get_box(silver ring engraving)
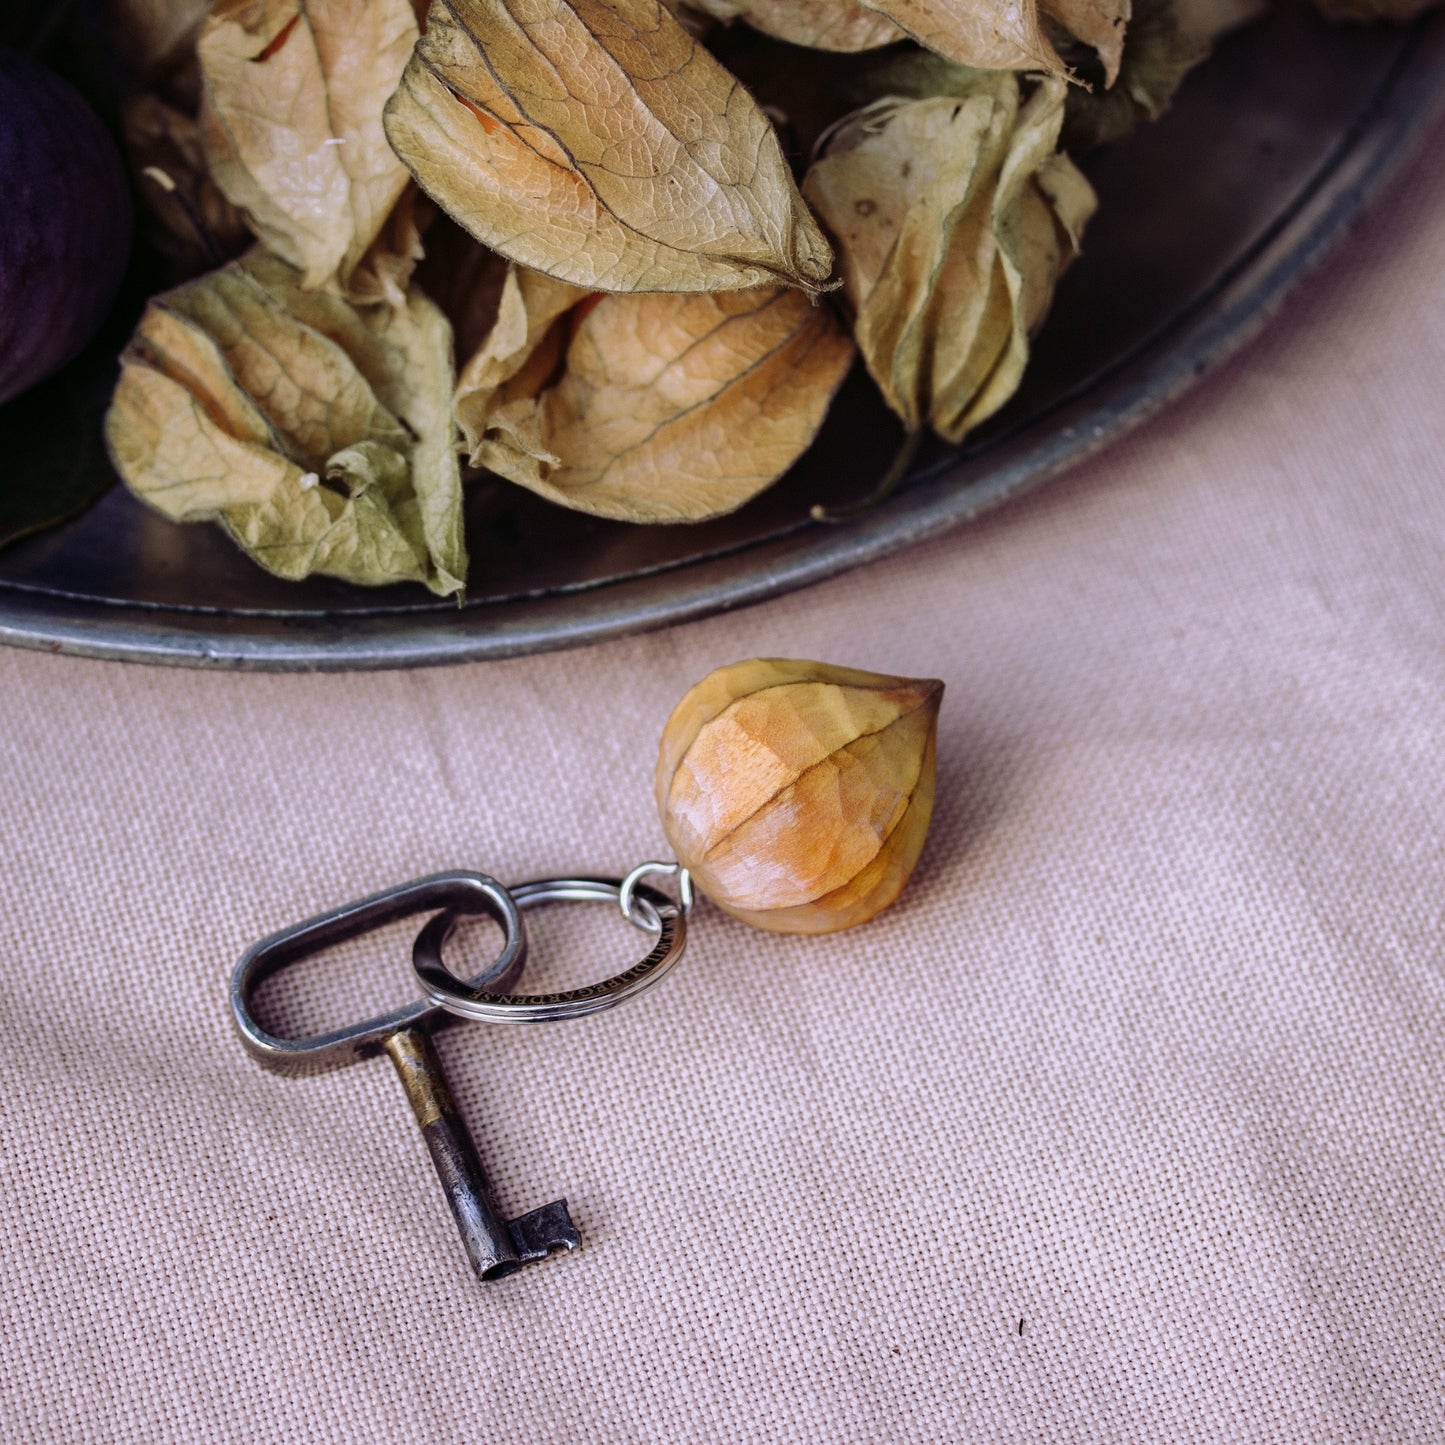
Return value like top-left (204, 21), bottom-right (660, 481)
top-left (413, 876), bottom-right (688, 1024)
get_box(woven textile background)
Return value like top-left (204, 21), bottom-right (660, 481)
top-left (2, 119), bottom-right (1443, 1445)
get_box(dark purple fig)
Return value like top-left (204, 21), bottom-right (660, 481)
top-left (0, 47), bottom-right (133, 407)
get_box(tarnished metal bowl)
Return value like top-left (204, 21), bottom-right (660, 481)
top-left (1, 11), bottom-right (1442, 671)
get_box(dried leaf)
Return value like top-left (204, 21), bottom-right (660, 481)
top-left (686, 0), bottom-right (906, 50)
top-left (859, 0), bottom-right (1067, 73)
top-left (382, 0), bottom-right (834, 294)
top-left (122, 92), bottom-right (252, 278)
top-left (804, 75), bottom-right (1095, 444)
top-left (198, 0), bottom-right (418, 290)
top-left (1042, 0), bottom-right (1131, 85)
top-left (105, 251), bottom-right (467, 595)
top-left (467, 280), bottom-right (854, 522)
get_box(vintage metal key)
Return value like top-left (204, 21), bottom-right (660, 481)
top-left (230, 871), bottom-right (580, 1282)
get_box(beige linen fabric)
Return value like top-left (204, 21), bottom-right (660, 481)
top-left (3, 130), bottom-right (1445, 1444)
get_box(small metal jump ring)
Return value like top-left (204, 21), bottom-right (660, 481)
top-left (413, 876), bottom-right (688, 1024)
top-left (618, 861), bottom-right (694, 930)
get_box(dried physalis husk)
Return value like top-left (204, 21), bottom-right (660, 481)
top-left (657, 659), bottom-right (944, 934)
top-left (382, 0), bottom-right (834, 295)
top-left (859, 0), bottom-right (1067, 73)
top-left (685, 0), bottom-right (907, 49)
top-left (104, 249), bottom-right (466, 595)
top-left (462, 272), bottom-right (855, 523)
top-left (198, 0), bottom-right (419, 291)
top-left (454, 260), bottom-right (592, 466)
top-left (344, 186), bottom-right (428, 313)
top-left (1043, 0), bottom-right (1132, 85)
top-left (803, 74), bottom-right (1096, 444)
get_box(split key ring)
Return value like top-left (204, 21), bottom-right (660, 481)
top-left (412, 873), bottom-right (691, 1024)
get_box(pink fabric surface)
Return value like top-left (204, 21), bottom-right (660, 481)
top-left (4, 119), bottom-right (1445, 1445)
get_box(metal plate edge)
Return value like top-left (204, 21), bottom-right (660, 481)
top-left (2, 23), bottom-right (1443, 673)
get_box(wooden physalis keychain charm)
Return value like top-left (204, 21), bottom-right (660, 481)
top-left (655, 659), bottom-right (944, 934)
top-left (231, 660), bottom-right (942, 1283)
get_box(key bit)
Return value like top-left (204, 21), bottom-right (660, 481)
top-left (230, 871), bottom-right (579, 1284)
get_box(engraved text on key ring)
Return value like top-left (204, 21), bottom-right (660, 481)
top-left (413, 877), bottom-right (688, 1024)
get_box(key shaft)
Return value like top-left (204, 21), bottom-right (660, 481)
top-left (383, 1026), bottom-right (578, 1281)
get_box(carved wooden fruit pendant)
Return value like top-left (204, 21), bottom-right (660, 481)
top-left (656, 658), bottom-right (944, 934)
